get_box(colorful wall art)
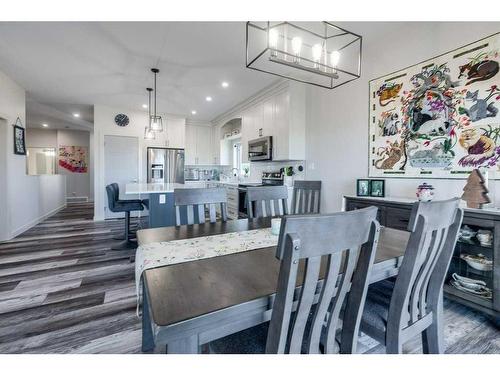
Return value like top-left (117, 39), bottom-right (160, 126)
top-left (58, 146), bottom-right (88, 173)
top-left (369, 33), bottom-right (500, 179)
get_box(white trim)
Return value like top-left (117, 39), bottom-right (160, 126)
top-left (66, 196), bottom-right (89, 203)
top-left (211, 79), bottom-right (288, 125)
top-left (9, 203), bottom-right (67, 239)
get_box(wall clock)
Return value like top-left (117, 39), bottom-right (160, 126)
top-left (114, 113), bottom-right (130, 127)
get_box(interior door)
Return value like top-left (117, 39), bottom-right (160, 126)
top-left (104, 135), bottom-right (140, 219)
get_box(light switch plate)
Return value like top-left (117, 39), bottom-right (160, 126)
top-left (159, 194), bottom-right (166, 204)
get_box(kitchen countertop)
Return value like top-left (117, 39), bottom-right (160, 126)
top-left (125, 183), bottom-right (203, 194)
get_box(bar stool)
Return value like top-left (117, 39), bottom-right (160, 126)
top-left (106, 183), bottom-right (144, 250)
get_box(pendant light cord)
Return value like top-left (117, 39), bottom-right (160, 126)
top-left (153, 71), bottom-right (157, 119)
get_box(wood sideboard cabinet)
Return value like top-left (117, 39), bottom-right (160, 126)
top-left (344, 196), bottom-right (500, 320)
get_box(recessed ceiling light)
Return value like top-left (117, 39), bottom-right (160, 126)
top-left (73, 113), bottom-right (80, 118)
top-left (205, 96), bottom-right (212, 102)
top-left (191, 110), bottom-right (197, 115)
top-left (221, 81), bottom-right (229, 88)
top-left (42, 123), bottom-right (48, 127)
top-left (142, 104), bottom-right (148, 109)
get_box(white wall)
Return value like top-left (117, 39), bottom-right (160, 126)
top-left (0, 69), bottom-right (66, 241)
top-left (26, 128), bottom-right (57, 148)
top-left (93, 105), bottom-right (185, 220)
top-left (304, 23), bottom-right (500, 213)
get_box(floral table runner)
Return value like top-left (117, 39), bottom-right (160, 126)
top-left (135, 228), bottom-right (278, 313)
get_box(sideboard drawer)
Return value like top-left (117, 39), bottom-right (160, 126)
top-left (345, 200), bottom-right (385, 225)
top-left (385, 207), bottom-right (411, 231)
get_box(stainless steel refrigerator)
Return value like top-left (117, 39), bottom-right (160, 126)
top-left (147, 147), bottom-right (185, 184)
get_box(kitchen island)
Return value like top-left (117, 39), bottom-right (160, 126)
top-left (125, 182), bottom-right (207, 228)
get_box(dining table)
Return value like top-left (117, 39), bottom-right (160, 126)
top-left (136, 217), bottom-right (409, 354)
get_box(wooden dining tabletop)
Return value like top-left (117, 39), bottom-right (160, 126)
top-left (137, 217), bottom-right (409, 353)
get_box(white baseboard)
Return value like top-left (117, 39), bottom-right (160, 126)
top-left (9, 203), bottom-right (67, 239)
top-left (66, 196), bottom-right (89, 203)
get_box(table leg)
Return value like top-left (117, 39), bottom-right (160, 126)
top-left (142, 284), bottom-right (155, 353)
top-left (167, 335), bottom-right (200, 354)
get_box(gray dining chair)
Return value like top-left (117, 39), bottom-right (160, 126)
top-left (360, 198), bottom-right (463, 354)
top-left (246, 185), bottom-right (288, 219)
top-left (174, 187), bottom-right (228, 226)
top-left (210, 207), bottom-right (381, 354)
top-left (291, 180), bottom-right (322, 214)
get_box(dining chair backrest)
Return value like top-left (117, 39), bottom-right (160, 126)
top-left (266, 207), bottom-right (380, 354)
top-left (246, 185), bottom-right (288, 219)
top-left (291, 180), bottom-right (322, 214)
top-left (387, 198), bottom-right (463, 346)
top-left (174, 187), bottom-right (228, 226)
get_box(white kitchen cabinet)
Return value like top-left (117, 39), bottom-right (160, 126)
top-left (210, 126), bottom-right (220, 165)
top-left (239, 83), bottom-right (305, 162)
top-left (165, 118), bottom-right (186, 149)
top-left (185, 124), bottom-right (197, 165)
top-left (196, 126), bottom-right (212, 164)
top-left (271, 90), bottom-right (290, 161)
top-left (241, 105), bottom-right (263, 163)
top-left (185, 124), bottom-right (213, 165)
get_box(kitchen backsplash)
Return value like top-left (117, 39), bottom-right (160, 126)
top-left (186, 161), bottom-right (306, 182)
top-left (240, 161), bottom-right (306, 183)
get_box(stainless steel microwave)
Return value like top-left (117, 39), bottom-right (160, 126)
top-left (248, 136), bottom-right (272, 161)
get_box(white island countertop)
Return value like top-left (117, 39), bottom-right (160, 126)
top-left (125, 182), bottom-right (204, 194)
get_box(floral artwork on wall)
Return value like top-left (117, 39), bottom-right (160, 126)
top-left (58, 146), bottom-right (88, 173)
top-left (369, 33), bottom-right (500, 179)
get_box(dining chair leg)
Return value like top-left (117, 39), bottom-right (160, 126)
top-left (386, 332), bottom-right (403, 354)
top-left (422, 298), bottom-right (444, 354)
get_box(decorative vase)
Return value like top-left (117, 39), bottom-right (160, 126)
top-left (284, 175), bottom-right (294, 187)
top-left (416, 183), bottom-right (434, 201)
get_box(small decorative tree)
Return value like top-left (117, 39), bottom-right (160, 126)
top-left (461, 169), bottom-right (491, 209)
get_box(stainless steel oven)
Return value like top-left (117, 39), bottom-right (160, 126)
top-left (248, 136), bottom-right (272, 161)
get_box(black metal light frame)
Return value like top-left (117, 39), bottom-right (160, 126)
top-left (246, 21), bottom-right (362, 90)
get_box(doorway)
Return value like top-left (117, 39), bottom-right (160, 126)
top-left (104, 135), bottom-right (140, 219)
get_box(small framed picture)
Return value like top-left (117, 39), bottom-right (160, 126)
top-left (13, 125), bottom-right (26, 155)
top-left (356, 179), bottom-right (370, 196)
top-left (370, 179), bottom-right (385, 197)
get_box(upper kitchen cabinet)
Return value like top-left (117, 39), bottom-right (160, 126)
top-left (240, 82), bottom-right (306, 162)
top-left (185, 123), bottom-right (213, 165)
top-left (164, 117), bottom-right (186, 149)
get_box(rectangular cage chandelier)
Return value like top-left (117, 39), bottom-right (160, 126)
top-left (246, 21), bottom-right (362, 89)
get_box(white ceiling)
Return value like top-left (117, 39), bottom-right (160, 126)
top-left (0, 22), bottom-right (282, 125)
top-left (0, 22), bottom-right (406, 128)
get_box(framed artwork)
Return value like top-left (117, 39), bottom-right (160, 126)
top-left (357, 179), bottom-right (370, 196)
top-left (13, 125), bottom-right (26, 155)
top-left (58, 146), bottom-right (88, 173)
top-left (370, 180), bottom-right (385, 197)
top-left (369, 33), bottom-right (500, 179)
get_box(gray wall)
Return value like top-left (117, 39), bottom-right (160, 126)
top-left (304, 22), bottom-right (500, 212)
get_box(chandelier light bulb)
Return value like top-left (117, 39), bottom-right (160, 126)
top-left (269, 29), bottom-right (279, 49)
top-left (330, 50), bottom-right (340, 67)
top-left (312, 43), bottom-right (322, 68)
top-left (291, 37), bottom-right (302, 55)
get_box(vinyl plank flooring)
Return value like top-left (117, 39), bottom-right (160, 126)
top-left (0, 202), bottom-right (497, 354)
